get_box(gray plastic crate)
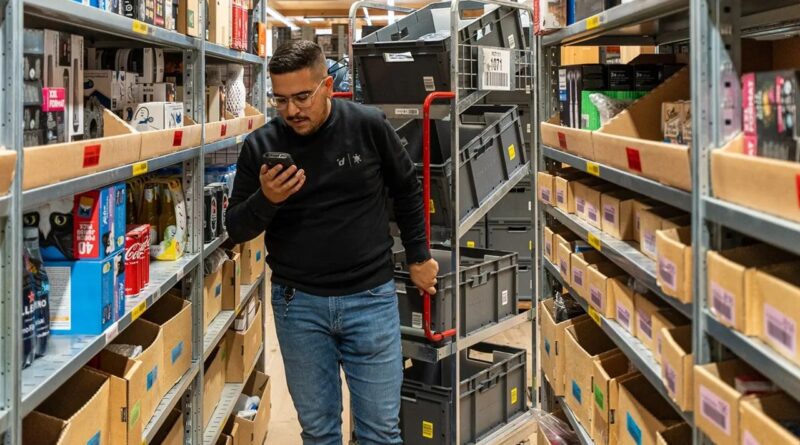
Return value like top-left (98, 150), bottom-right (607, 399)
top-left (462, 221), bottom-right (486, 249)
top-left (354, 2), bottom-right (525, 104)
top-left (400, 343), bottom-right (528, 445)
top-left (393, 245), bottom-right (518, 338)
top-left (487, 223), bottom-right (532, 261)
top-left (518, 260), bottom-right (532, 301)
top-left (487, 183), bottom-right (531, 223)
top-left (395, 104), bottom-right (527, 228)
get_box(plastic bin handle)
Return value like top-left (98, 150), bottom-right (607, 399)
top-left (469, 271), bottom-right (489, 288)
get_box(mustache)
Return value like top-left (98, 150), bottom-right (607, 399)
top-left (287, 114), bottom-right (308, 122)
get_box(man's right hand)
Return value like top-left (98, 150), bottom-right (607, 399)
top-left (260, 164), bottom-right (306, 204)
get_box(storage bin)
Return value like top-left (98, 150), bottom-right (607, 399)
top-left (487, 182), bottom-right (531, 222)
top-left (487, 223), bottom-right (531, 261)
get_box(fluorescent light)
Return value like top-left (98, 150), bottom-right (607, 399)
top-left (266, 6), bottom-right (299, 30)
top-left (388, 0), bottom-right (395, 24)
top-left (362, 7), bottom-right (373, 26)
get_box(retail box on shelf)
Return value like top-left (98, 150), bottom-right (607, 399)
top-left (586, 263), bottom-right (626, 318)
top-left (583, 183), bottom-right (619, 229)
top-left (569, 250), bottom-right (606, 301)
top-left (740, 392), bottom-right (800, 445)
top-left (695, 358), bottom-right (769, 445)
top-left (600, 190), bottom-right (639, 240)
top-left (0, 149), bottom-right (16, 196)
top-left (634, 292), bottom-right (669, 354)
top-left (538, 171), bottom-right (555, 205)
top-left (204, 261), bottom-right (224, 331)
top-left (22, 367), bottom-right (122, 445)
top-left (543, 224), bottom-right (571, 264)
top-left (222, 249), bottom-right (242, 311)
top-left (139, 115), bottom-right (201, 160)
top-left (614, 279), bottom-right (637, 334)
top-left (592, 68), bottom-right (691, 191)
top-left (554, 169), bottom-right (588, 214)
top-left (660, 325), bottom-right (693, 412)
top-left (592, 352), bottom-right (636, 445)
top-left (23, 108), bottom-right (141, 190)
top-left (632, 198), bottom-right (657, 244)
top-left (240, 232), bottom-right (265, 285)
top-left (534, 0), bottom-right (567, 33)
top-left (652, 309), bottom-right (689, 364)
top-left (656, 423), bottom-right (692, 445)
top-left (749, 263), bottom-right (800, 367)
top-left (618, 373), bottom-right (684, 445)
top-left (178, 0), bottom-right (200, 37)
top-left (231, 371), bottom-right (271, 445)
top-left (541, 115), bottom-right (595, 159)
top-left (208, 0), bottom-right (231, 46)
top-left (564, 318), bottom-right (618, 429)
top-left (639, 206), bottom-right (690, 260)
top-left (140, 294), bottom-right (192, 390)
top-left (656, 227), bottom-right (693, 304)
top-left (539, 298), bottom-right (590, 396)
top-left (203, 345), bottom-right (226, 429)
top-left (572, 177), bottom-right (604, 221)
top-left (707, 244), bottom-right (795, 334)
top-left (225, 300), bottom-right (263, 383)
top-left (555, 232), bottom-right (585, 282)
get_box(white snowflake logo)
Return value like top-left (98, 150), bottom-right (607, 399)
top-left (353, 154), bottom-right (362, 164)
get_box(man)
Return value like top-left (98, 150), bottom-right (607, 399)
top-left (226, 40), bottom-right (439, 445)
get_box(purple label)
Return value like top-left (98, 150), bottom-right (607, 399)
top-left (659, 257), bottom-right (678, 291)
top-left (541, 188), bottom-right (552, 203)
top-left (638, 310), bottom-right (653, 339)
top-left (644, 232), bottom-right (656, 256)
top-left (764, 304), bottom-right (797, 356)
top-left (573, 268), bottom-right (584, 287)
top-left (587, 204), bottom-right (598, 222)
top-left (711, 282), bottom-right (735, 324)
top-left (590, 286), bottom-right (602, 308)
top-left (576, 197), bottom-right (585, 213)
top-left (617, 305), bottom-right (631, 331)
top-left (665, 362), bottom-right (677, 396)
top-left (557, 190), bottom-right (565, 204)
top-left (700, 386), bottom-right (731, 435)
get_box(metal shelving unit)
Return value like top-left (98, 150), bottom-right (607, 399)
top-left (557, 397), bottom-right (593, 445)
top-left (0, 0), bottom-right (269, 442)
top-left (203, 273), bottom-right (265, 359)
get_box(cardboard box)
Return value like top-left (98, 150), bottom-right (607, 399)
top-left (601, 190), bottom-right (639, 240)
top-left (656, 423), bottom-right (692, 445)
top-left (178, 0), bottom-right (200, 36)
top-left (569, 250), bottom-right (607, 300)
top-left (661, 101), bottom-right (687, 145)
top-left (544, 224), bottom-right (571, 264)
top-left (204, 345), bottom-right (226, 429)
top-left (615, 280), bottom-right (637, 335)
top-left (750, 264), bottom-right (800, 366)
top-left (225, 300), bottom-right (263, 383)
top-left (540, 115), bottom-right (595, 160)
top-left (539, 298), bottom-right (590, 396)
top-left (695, 358), bottom-right (762, 445)
top-left (632, 198), bottom-right (657, 244)
top-left (141, 294), bottom-right (192, 390)
top-left (652, 309), bottom-right (689, 364)
top-left (707, 244), bottom-right (795, 333)
top-left (240, 232), bottom-right (265, 285)
top-left (740, 393), bottom-right (800, 445)
top-left (593, 68), bottom-right (691, 191)
top-left (537, 171), bottom-right (555, 206)
top-left (660, 325), bottom-right (693, 412)
top-left (0, 149), bottom-right (16, 196)
top-left (583, 184), bottom-right (619, 229)
top-left (74, 183), bottom-right (127, 260)
top-left (130, 102), bottom-right (184, 132)
top-left (139, 116), bottom-right (202, 160)
top-left (232, 371), bottom-right (271, 445)
top-left (555, 171), bottom-right (587, 214)
top-left (534, 0), bottom-right (566, 33)
top-left (555, 236), bottom-right (574, 282)
top-left (617, 373), bottom-right (684, 445)
top-left (208, 0), bottom-right (231, 46)
top-left (229, 104), bottom-right (267, 135)
top-left (656, 227), bottom-right (693, 304)
top-left (572, 178), bottom-right (604, 222)
top-left (564, 319), bottom-right (618, 429)
top-left (639, 206), bottom-right (688, 260)
top-left (591, 352), bottom-right (635, 445)
top-left (204, 265), bottom-right (224, 331)
top-left (634, 292), bottom-right (669, 353)
top-left (152, 410), bottom-right (184, 445)
top-left (587, 262), bottom-right (626, 318)
top-left (222, 249), bottom-right (242, 311)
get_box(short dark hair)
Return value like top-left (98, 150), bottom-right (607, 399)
top-left (268, 40), bottom-right (326, 75)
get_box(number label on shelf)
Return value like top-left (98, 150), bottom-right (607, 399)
top-left (131, 301), bottom-right (147, 321)
top-left (588, 306), bottom-right (602, 326)
top-left (588, 233), bottom-right (601, 251)
top-left (132, 20), bottom-right (150, 35)
top-left (132, 162), bottom-right (149, 177)
top-left (586, 162), bottom-right (600, 176)
top-left (105, 322), bottom-right (119, 343)
top-left (586, 15), bottom-right (602, 30)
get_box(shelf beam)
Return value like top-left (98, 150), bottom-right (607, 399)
top-left (704, 197), bottom-right (800, 256)
top-left (557, 397), bottom-right (593, 445)
top-left (141, 363), bottom-right (200, 443)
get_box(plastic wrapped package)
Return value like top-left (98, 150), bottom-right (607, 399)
top-left (589, 92), bottom-right (637, 126)
top-left (204, 248), bottom-right (228, 275)
top-left (532, 408), bottom-right (581, 444)
top-left (553, 288), bottom-right (583, 323)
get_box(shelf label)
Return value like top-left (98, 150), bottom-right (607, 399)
top-left (132, 20), bottom-right (150, 35)
top-left (588, 306), bottom-right (602, 326)
top-left (588, 233), bottom-right (601, 251)
top-left (132, 162), bottom-right (149, 177)
top-left (586, 15), bottom-right (602, 30)
top-left (586, 161), bottom-right (600, 176)
top-left (131, 301), bottom-right (147, 321)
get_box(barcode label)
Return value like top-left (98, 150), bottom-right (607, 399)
top-left (638, 310), bottom-right (653, 339)
top-left (700, 386), bottom-right (731, 435)
top-left (411, 312), bottom-right (423, 329)
top-left (423, 76), bottom-right (436, 92)
top-left (576, 197), bottom-right (585, 213)
top-left (644, 232), bottom-right (656, 256)
top-left (587, 204), bottom-right (598, 222)
top-left (665, 362), bottom-right (677, 396)
top-left (617, 304), bottom-right (632, 331)
top-left (764, 304), bottom-right (797, 356)
top-left (557, 190), bottom-right (565, 204)
top-left (590, 286), bottom-right (602, 308)
top-left (743, 431), bottom-right (761, 445)
top-left (479, 47), bottom-right (512, 91)
top-left (659, 257), bottom-right (678, 291)
top-left (711, 282), bottom-right (735, 324)
top-left (501, 290), bottom-right (509, 306)
top-left (573, 268), bottom-right (583, 287)
top-left (484, 72), bottom-right (510, 88)
top-left (603, 204), bottom-right (616, 224)
top-left (541, 188), bottom-right (551, 202)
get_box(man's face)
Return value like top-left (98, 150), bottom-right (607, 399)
top-left (271, 67), bottom-right (333, 136)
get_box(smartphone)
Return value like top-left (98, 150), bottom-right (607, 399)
top-left (263, 152), bottom-right (295, 170)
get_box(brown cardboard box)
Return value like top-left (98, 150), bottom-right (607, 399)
top-left (225, 300), bottom-right (263, 383)
top-left (601, 190), bottom-right (639, 240)
top-left (0, 149), bottom-right (16, 196)
top-left (707, 244), bottom-right (794, 333)
top-left (141, 294), bottom-right (192, 391)
top-left (539, 298), bottom-right (590, 396)
top-left (209, 0), bottom-right (231, 46)
top-left (229, 104), bottom-right (267, 135)
top-left (587, 263), bottom-right (626, 318)
top-left (695, 359), bottom-right (761, 445)
top-left (22, 368), bottom-right (115, 445)
top-left (218, 434), bottom-right (233, 445)
top-left (554, 169), bottom-right (587, 213)
top-left (204, 266), bottom-right (224, 330)
top-left (591, 352), bottom-right (635, 445)
top-left (660, 325), bottom-right (693, 412)
top-left (584, 184), bottom-right (619, 229)
top-left (24, 109), bottom-right (141, 190)
top-left (222, 249), bottom-right (242, 311)
top-left (89, 360), bottom-right (143, 445)
top-left (538, 171), bottom-right (556, 206)
top-left (205, 113), bottom-right (237, 143)
top-left (632, 198), bottom-right (657, 244)
top-left (564, 319), bottom-right (618, 430)
top-left (617, 373), bottom-right (684, 445)
top-left (656, 423), bottom-right (692, 445)
top-left (749, 263), bottom-right (800, 366)
top-left (634, 293), bottom-right (669, 353)
top-left (614, 280), bottom-right (637, 334)
top-left (544, 224), bottom-right (572, 264)
top-left (572, 178), bottom-right (605, 222)
top-left (656, 227), bottom-right (693, 303)
top-left (139, 117), bottom-right (202, 160)
top-left (223, 420), bottom-right (239, 444)
top-left (540, 114), bottom-right (596, 159)
top-left (570, 250), bottom-right (607, 301)
top-left (178, 0), bottom-right (201, 37)
top-left (593, 68), bottom-right (691, 192)
top-left (639, 206), bottom-right (688, 260)
top-left (152, 410), bottom-right (184, 445)
top-left (241, 232), bottom-right (266, 285)
top-left (232, 371), bottom-right (272, 445)
top-left (554, 232), bottom-right (580, 282)
top-left (740, 393), bottom-right (800, 445)
top-left (652, 309), bottom-right (689, 364)
top-left (204, 345), bottom-right (226, 429)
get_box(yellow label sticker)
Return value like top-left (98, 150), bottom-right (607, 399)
top-left (467, 241), bottom-right (476, 248)
top-left (132, 161), bottom-right (148, 177)
top-left (586, 15), bottom-right (601, 30)
top-left (508, 144), bottom-right (516, 161)
top-left (132, 20), bottom-right (149, 35)
top-left (511, 387), bottom-right (518, 404)
top-left (588, 306), bottom-right (602, 326)
top-left (429, 199), bottom-right (436, 214)
top-left (529, 240), bottom-right (533, 251)
top-left (588, 233), bottom-right (601, 251)
top-left (586, 161), bottom-right (600, 176)
top-left (131, 301), bottom-right (147, 321)
top-left (422, 421), bottom-right (434, 439)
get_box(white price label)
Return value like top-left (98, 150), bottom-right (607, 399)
top-left (478, 47), bottom-right (512, 91)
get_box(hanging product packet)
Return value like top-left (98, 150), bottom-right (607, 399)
top-left (22, 220), bottom-right (51, 367)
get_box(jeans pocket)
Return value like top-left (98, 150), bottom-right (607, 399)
top-left (271, 284), bottom-right (285, 302)
top-left (367, 280), bottom-right (397, 297)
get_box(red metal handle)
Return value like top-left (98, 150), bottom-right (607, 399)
top-left (422, 92), bottom-right (456, 343)
top-left (332, 92), bottom-right (353, 99)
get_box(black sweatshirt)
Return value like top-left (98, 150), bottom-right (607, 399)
top-left (226, 99), bottom-right (430, 296)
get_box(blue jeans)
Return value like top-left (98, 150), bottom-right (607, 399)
top-left (271, 280), bottom-right (403, 445)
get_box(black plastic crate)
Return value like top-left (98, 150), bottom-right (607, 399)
top-left (395, 104), bottom-right (527, 228)
top-left (354, 2), bottom-right (525, 104)
top-left (487, 222), bottom-right (532, 261)
top-left (487, 182), bottom-right (531, 223)
top-left (462, 220), bottom-right (486, 249)
top-left (393, 245), bottom-right (518, 339)
top-left (401, 343), bottom-right (528, 445)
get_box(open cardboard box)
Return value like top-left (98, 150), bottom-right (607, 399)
top-left (660, 325), bottom-right (693, 412)
top-left (205, 104), bottom-right (266, 144)
top-left (139, 115), bottom-right (202, 160)
top-left (225, 300), bottom-right (263, 383)
top-left (141, 294), bottom-right (192, 391)
top-left (152, 409), bottom-right (184, 445)
top-left (740, 393), bottom-right (800, 445)
top-left (587, 263), bottom-right (627, 318)
top-left (593, 68), bottom-right (692, 192)
top-left (539, 298), bottom-right (590, 397)
top-left (231, 371), bottom-right (271, 445)
top-left (635, 292), bottom-right (669, 354)
top-left (0, 149), bottom-right (16, 196)
top-left (652, 309), bottom-right (689, 365)
top-left (540, 115), bottom-right (595, 159)
top-left (591, 352), bottom-right (636, 445)
top-left (749, 262), bottom-right (800, 367)
top-left (204, 345), bottom-right (227, 429)
top-left (617, 373), bottom-right (684, 445)
top-left (570, 250), bottom-right (607, 301)
top-left (24, 109), bottom-right (142, 190)
top-left (656, 423), bottom-right (692, 445)
top-left (694, 358), bottom-right (761, 445)
top-left (656, 227), bottom-right (693, 304)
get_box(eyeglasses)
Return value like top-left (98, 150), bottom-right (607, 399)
top-left (268, 78), bottom-right (327, 110)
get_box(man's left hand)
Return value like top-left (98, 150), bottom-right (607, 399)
top-left (409, 258), bottom-right (439, 295)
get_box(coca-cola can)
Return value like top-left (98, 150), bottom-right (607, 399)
top-left (125, 224), bottom-right (151, 296)
top-left (141, 224), bottom-right (151, 286)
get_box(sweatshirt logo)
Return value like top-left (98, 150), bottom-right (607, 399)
top-left (337, 153), bottom-right (362, 167)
